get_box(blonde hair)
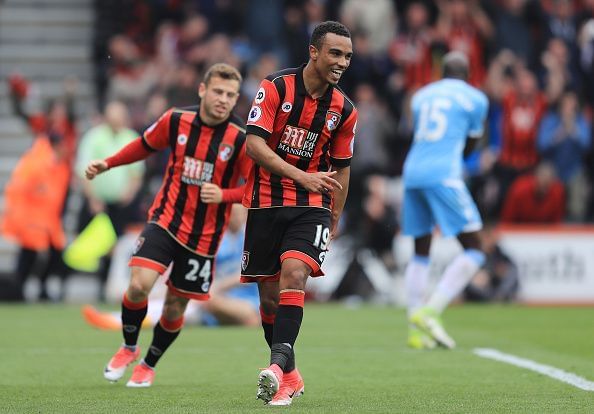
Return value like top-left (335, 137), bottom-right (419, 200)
top-left (203, 63), bottom-right (242, 85)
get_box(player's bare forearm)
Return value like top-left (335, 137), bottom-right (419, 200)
top-left (246, 134), bottom-right (342, 193)
top-left (330, 166), bottom-right (350, 237)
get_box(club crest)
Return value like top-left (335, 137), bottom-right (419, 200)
top-left (133, 237), bottom-right (145, 255)
top-left (218, 143), bottom-right (235, 162)
top-left (241, 251), bottom-right (250, 271)
top-left (325, 111), bottom-right (341, 131)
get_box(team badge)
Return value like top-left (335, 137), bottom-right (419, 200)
top-left (177, 134), bottom-right (188, 145)
top-left (254, 87), bottom-right (265, 104)
top-left (133, 237), bottom-right (145, 255)
top-left (325, 111), bottom-right (341, 131)
top-left (281, 102), bottom-right (292, 112)
top-left (248, 106), bottom-right (262, 122)
top-left (218, 143), bottom-right (235, 162)
top-left (241, 251), bottom-right (250, 271)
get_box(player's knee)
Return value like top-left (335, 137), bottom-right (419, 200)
top-left (162, 300), bottom-right (187, 321)
top-left (126, 281), bottom-right (150, 301)
top-left (281, 268), bottom-right (308, 290)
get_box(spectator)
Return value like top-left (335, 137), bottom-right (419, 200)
top-left (538, 90), bottom-right (591, 220)
top-left (540, 37), bottom-right (578, 103)
top-left (434, 0), bottom-right (494, 86)
top-left (501, 162), bottom-right (565, 223)
top-left (389, 1), bottom-right (433, 91)
top-left (106, 35), bottom-right (160, 129)
top-left (75, 101), bottom-right (144, 301)
top-left (1, 134), bottom-right (71, 301)
top-left (464, 224), bottom-right (519, 302)
top-left (349, 84), bottom-right (393, 175)
top-left (165, 62), bottom-right (200, 107)
top-left (8, 74), bottom-right (78, 166)
top-left (494, 67), bottom-right (548, 213)
top-left (544, 0), bottom-right (578, 48)
top-left (578, 19), bottom-right (594, 107)
top-left (495, 0), bottom-right (536, 65)
top-left (340, 0), bottom-right (397, 54)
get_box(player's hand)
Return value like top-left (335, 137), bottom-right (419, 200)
top-left (297, 171), bottom-right (342, 194)
top-left (200, 182), bottom-right (223, 204)
top-left (85, 160), bottom-right (108, 180)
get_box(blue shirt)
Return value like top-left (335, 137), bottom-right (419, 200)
top-left (403, 79), bottom-right (488, 188)
top-left (537, 112), bottom-right (591, 183)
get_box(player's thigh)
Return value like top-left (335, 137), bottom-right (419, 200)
top-left (401, 188), bottom-right (434, 237)
top-left (426, 181), bottom-right (482, 237)
top-left (280, 207), bottom-right (332, 278)
top-left (169, 246), bottom-right (215, 301)
top-left (240, 208), bottom-right (286, 281)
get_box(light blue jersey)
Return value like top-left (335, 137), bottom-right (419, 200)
top-left (402, 79), bottom-right (487, 238)
top-left (403, 79), bottom-right (488, 188)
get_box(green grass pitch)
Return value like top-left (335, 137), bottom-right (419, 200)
top-left (1, 303), bottom-right (593, 413)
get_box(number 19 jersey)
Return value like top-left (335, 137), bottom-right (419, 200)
top-left (403, 79), bottom-right (488, 188)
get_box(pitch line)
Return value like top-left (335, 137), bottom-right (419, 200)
top-left (473, 348), bottom-right (594, 391)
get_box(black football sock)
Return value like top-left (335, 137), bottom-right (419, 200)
top-left (121, 294), bottom-right (148, 347)
top-left (143, 316), bottom-right (184, 368)
top-left (270, 291), bottom-right (304, 371)
top-left (261, 306), bottom-right (295, 372)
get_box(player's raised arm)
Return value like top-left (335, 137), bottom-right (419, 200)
top-left (83, 136), bottom-right (153, 180)
top-left (84, 108), bottom-right (174, 181)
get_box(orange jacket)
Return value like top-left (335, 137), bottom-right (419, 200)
top-left (1, 137), bottom-right (70, 250)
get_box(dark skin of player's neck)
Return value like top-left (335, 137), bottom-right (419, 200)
top-left (302, 61), bottom-right (330, 100)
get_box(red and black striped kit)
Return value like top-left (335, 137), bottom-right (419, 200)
top-left (143, 106), bottom-right (250, 256)
top-left (243, 65), bottom-right (357, 210)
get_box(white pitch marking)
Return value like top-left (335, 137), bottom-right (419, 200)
top-left (473, 348), bottom-right (594, 392)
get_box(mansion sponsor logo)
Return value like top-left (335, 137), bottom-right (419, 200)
top-left (278, 125), bottom-right (319, 158)
top-left (182, 156), bottom-right (214, 185)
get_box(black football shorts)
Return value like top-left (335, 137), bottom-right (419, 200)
top-left (240, 207), bottom-right (331, 282)
top-left (129, 223), bottom-right (215, 300)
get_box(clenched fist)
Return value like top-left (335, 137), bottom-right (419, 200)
top-left (200, 182), bottom-right (223, 204)
top-left (85, 160), bottom-right (108, 180)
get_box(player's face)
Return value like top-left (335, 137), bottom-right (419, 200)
top-left (311, 33), bottom-right (353, 85)
top-left (199, 76), bottom-right (240, 123)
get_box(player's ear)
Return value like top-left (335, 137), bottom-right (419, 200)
top-left (309, 44), bottom-right (318, 61)
top-left (198, 82), bottom-right (206, 99)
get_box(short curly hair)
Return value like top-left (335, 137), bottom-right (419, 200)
top-left (310, 21), bottom-right (351, 50)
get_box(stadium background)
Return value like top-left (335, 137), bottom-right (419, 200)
top-left (1, 0), bottom-right (594, 304)
top-left (0, 1), bottom-right (593, 413)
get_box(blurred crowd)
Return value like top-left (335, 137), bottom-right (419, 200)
top-left (4, 0), bottom-right (594, 303)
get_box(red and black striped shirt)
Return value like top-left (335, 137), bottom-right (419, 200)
top-left (143, 106), bottom-right (250, 257)
top-left (243, 65), bottom-right (358, 210)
